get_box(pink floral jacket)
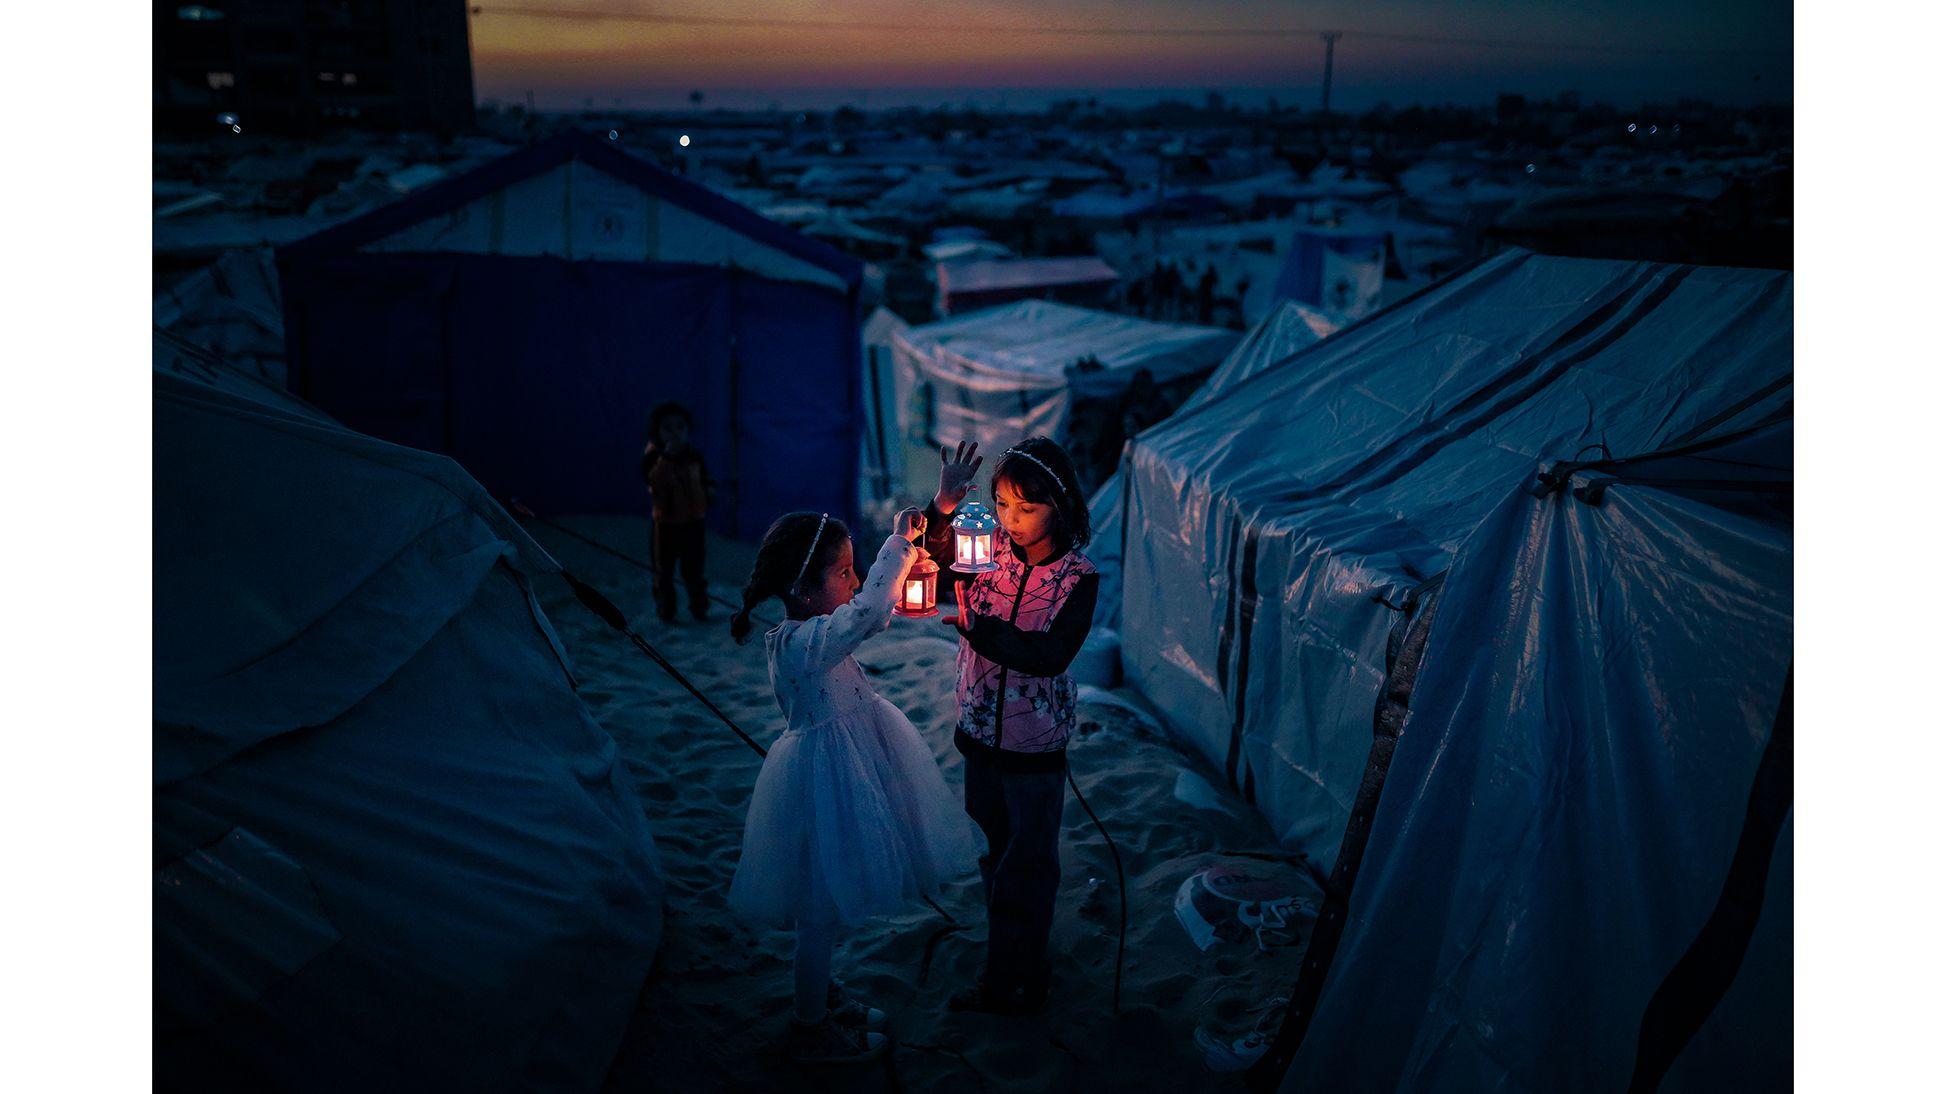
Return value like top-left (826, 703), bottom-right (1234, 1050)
top-left (952, 544), bottom-right (1099, 755)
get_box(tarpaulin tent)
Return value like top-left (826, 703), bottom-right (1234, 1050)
top-left (277, 130), bottom-right (865, 536)
top-left (154, 366), bottom-right (664, 1092)
top-left (1119, 250), bottom-right (1791, 866)
top-left (1272, 223), bottom-right (1391, 320)
top-left (153, 247), bottom-right (288, 384)
top-left (1267, 421), bottom-right (1792, 1092)
top-left (860, 306), bottom-right (909, 507)
top-left (1089, 299), bottom-right (1342, 630)
top-left (890, 299), bottom-right (1237, 469)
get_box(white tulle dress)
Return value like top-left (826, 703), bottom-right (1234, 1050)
top-left (729, 534), bottom-right (976, 929)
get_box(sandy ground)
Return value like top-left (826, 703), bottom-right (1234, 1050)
top-left (521, 516), bottom-right (1319, 1093)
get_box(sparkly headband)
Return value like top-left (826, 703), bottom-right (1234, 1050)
top-left (1004, 447), bottom-right (1069, 499)
top-left (792, 513), bottom-right (830, 592)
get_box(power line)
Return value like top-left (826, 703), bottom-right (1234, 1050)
top-left (466, 6), bottom-right (1789, 58)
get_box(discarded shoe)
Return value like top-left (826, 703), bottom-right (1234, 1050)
top-left (826, 981), bottom-right (886, 1031)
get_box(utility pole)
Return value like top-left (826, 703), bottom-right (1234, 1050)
top-left (1319, 31), bottom-right (1342, 115)
top-left (1319, 31), bottom-right (1343, 159)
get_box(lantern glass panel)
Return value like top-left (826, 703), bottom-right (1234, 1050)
top-left (893, 555), bottom-right (939, 617)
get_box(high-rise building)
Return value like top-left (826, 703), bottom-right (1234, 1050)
top-left (155, 1), bottom-right (474, 136)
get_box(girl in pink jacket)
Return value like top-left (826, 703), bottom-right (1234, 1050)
top-left (923, 437), bottom-right (1099, 1015)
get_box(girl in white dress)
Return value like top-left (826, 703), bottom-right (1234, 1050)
top-left (727, 507), bottom-right (974, 1063)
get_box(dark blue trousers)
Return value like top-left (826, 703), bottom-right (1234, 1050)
top-left (961, 747), bottom-right (1065, 995)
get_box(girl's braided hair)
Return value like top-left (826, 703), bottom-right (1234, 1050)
top-left (729, 511), bottom-right (852, 643)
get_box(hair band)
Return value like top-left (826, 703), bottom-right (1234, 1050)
top-left (1005, 447), bottom-right (1068, 499)
top-left (791, 513), bottom-right (830, 592)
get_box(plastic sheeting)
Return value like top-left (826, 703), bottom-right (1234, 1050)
top-left (155, 370), bottom-right (664, 1092)
top-left (1273, 225), bottom-right (1390, 320)
top-left (860, 306), bottom-right (910, 505)
top-left (1090, 300), bottom-right (1344, 629)
top-left (1119, 251), bottom-right (1792, 865)
top-left (1283, 422), bottom-right (1791, 1092)
top-left (890, 299), bottom-right (1238, 458)
top-left (279, 132), bottom-right (864, 534)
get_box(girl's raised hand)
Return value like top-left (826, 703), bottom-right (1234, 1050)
top-left (936, 441), bottom-right (983, 514)
top-left (895, 506), bottom-right (926, 544)
top-left (941, 579), bottom-right (973, 634)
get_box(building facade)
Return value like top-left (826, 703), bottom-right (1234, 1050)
top-left (156, 1), bottom-right (474, 135)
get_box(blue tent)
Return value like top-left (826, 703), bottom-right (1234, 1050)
top-left (277, 131), bottom-right (865, 535)
top-left (154, 360), bottom-right (664, 1091)
top-left (1272, 421), bottom-right (1791, 1091)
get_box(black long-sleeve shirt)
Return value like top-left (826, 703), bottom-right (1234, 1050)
top-left (923, 498), bottom-right (1097, 677)
top-left (962, 576), bottom-right (1098, 676)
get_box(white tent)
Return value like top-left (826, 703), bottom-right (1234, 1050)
top-left (1089, 299), bottom-right (1343, 632)
top-left (1116, 251), bottom-right (1791, 865)
top-left (860, 306), bottom-right (910, 510)
top-left (889, 299), bottom-right (1238, 462)
top-left (155, 361), bottom-right (664, 1091)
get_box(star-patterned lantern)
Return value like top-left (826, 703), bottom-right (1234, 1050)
top-left (950, 499), bottom-right (999, 573)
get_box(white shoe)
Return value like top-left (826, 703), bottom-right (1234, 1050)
top-left (827, 981), bottom-right (887, 1031)
top-left (787, 1015), bottom-right (888, 1064)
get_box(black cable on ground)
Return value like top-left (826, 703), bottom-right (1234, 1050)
top-left (559, 569), bottom-right (769, 759)
top-left (506, 498), bottom-right (765, 623)
top-left (1065, 766), bottom-right (1127, 1015)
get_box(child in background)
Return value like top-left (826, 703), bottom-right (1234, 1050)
top-left (923, 437), bottom-right (1099, 1016)
top-left (640, 401), bottom-right (713, 622)
top-left (727, 509), bottom-right (976, 1064)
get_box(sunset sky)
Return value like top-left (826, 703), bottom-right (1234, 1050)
top-left (465, 1), bottom-right (1793, 112)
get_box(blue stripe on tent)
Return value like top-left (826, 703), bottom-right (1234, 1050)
top-left (278, 132), bottom-right (862, 290)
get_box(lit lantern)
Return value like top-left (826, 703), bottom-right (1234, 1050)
top-left (894, 554), bottom-right (940, 618)
top-left (950, 499), bottom-right (1000, 573)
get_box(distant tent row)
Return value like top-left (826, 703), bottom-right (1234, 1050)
top-left (155, 347), bottom-right (665, 1091)
top-left (889, 300), bottom-right (1238, 494)
top-left (1087, 250), bottom-right (1790, 1089)
top-left (934, 255), bottom-right (1121, 316)
top-left (277, 131), bottom-right (867, 536)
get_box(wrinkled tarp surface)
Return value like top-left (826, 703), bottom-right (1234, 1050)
top-left (1120, 251), bottom-right (1791, 865)
top-left (1285, 422), bottom-right (1792, 1092)
top-left (154, 369), bottom-right (664, 1093)
top-left (891, 299), bottom-right (1238, 458)
top-left (1090, 299), bottom-right (1343, 629)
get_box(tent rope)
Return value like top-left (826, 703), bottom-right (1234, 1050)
top-left (508, 499), bottom-right (769, 624)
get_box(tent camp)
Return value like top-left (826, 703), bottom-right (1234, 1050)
top-left (1116, 250), bottom-right (1791, 868)
top-left (154, 362), bottom-right (664, 1091)
top-left (1267, 421), bottom-right (1792, 1091)
top-left (934, 256), bottom-right (1121, 316)
top-left (277, 130), bottom-right (866, 536)
top-left (1088, 299), bottom-right (1342, 632)
top-left (890, 300), bottom-right (1238, 491)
